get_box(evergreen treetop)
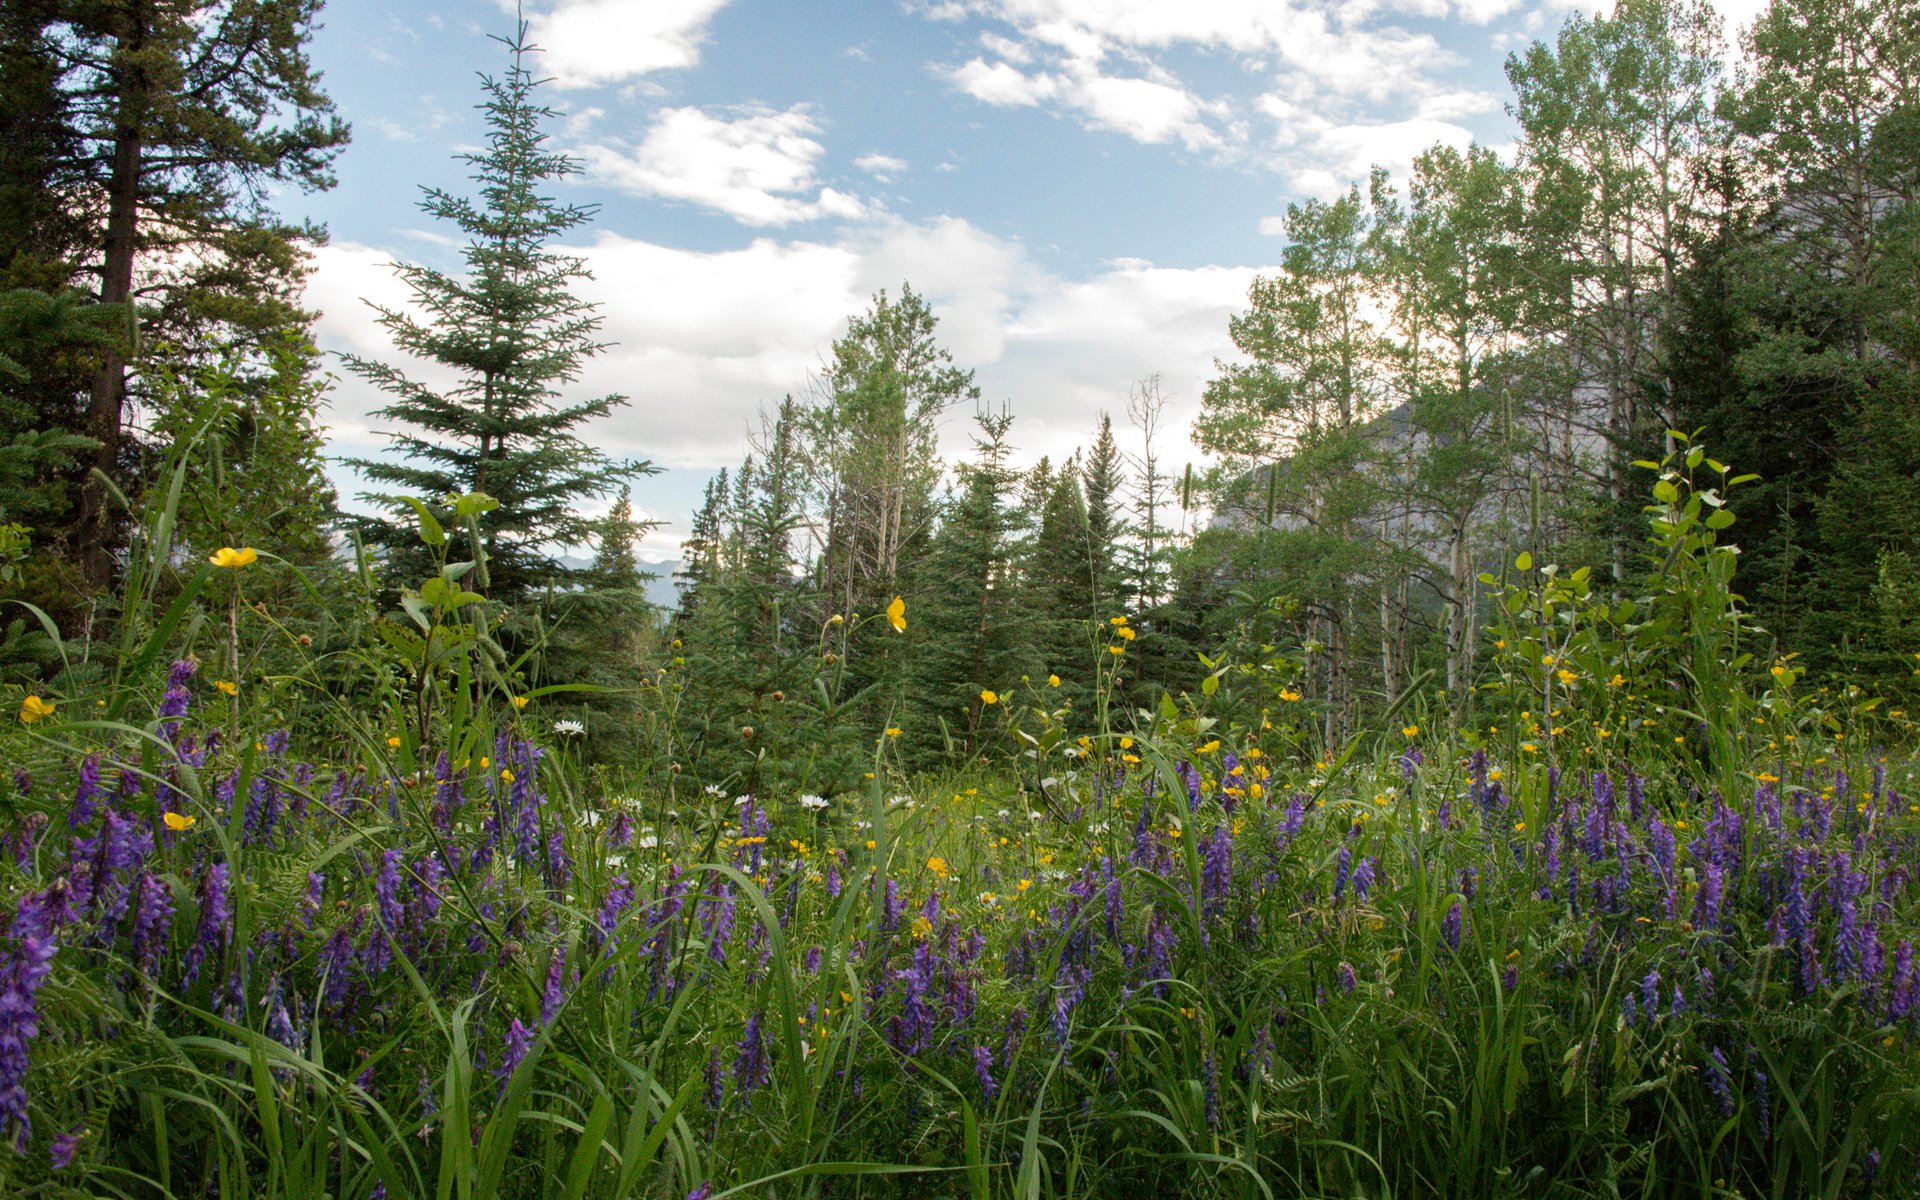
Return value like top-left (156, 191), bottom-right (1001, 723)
top-left (344, 23), bottom-right (649, 601)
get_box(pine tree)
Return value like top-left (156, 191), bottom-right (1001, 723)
top-left (344, 23), bottom-right (648, 602)
top-left (1081, 413), bottom-right (1126, 614)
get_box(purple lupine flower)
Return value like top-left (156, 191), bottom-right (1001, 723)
top-left (1440, 901), bottom-right (1464, 953)
top-left (1200, 824), bottom-right (1232, 911)
top-left (704, 883), bottom-right (737, 964)
top-left (733, 1011), bottom-right (770, 1097)
top-left (881, 878), bottom-right (902, 933)
top-left (1351, 857), bottom-right (1377, 903)
top-left (128, 873), bottom-right (175, 976)
top-left (1398, 745), bottom-right (1422, 782)
top-left (1337, 962), bottom-right (1357, 995)
top-left (1202, 1051), bottom-right (1220, 1131)
top-left (974, 1044), bottom-right (999, 1101)
top-left (498, 1018), bottom-right (533, 1090)
top-left (301, 873), bottom-right (325, 929)
top-left (687, 1185), bottom-right (714, 1200)
top-left (1502, 964), bottom-right (1518, 992)
top-left (8, 812), bottom-right (45, 871)
top-left (375, 850), bottom-right (405, 932)
top-left (1333, 846), bottom-right (1351, 903)
top-left (1621, 993), bottom-right (1638, 1028)
top-left (803, 946), bottom-right (821, 973)
top-left (1671, 984), bottom-right (1685, 1018)
top-left (541, 949), bottom-right (568, 1025)
top-left (1704, 1047), bottom-right (1734, 1117)
top-left (824, 860), bottom-right (842, 900)
top-left (0, 932), bottom-right (58, 1147)
top-left (1279, 793), bottom-right (1307, 846)
top-left (182, 862), bottom-right (233, 985)
top-left (545, 826), bottom-right (571, 893)
top-left (49, 1124), bottom-right (82, 1168)
top-left (1641, 970), bottom-right (1660, 1019)
top-left (70, 755), bottom-right (105, 829)
top-left (1693, 862), bottom-right (1724, 931)
top-left (607, 808), bottom-right (634, 848)
top-left (1887, 941), bottom-right (1915, 1023)
top-left (320, 917), bottom-right (359, 1011)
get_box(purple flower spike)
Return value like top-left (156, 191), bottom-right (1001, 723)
top-left (49, 1123), bottom-right (82, 1169)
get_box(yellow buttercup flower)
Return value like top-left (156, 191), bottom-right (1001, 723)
top-left (386, 736), bottom-right (402, 749)
top-left (213, 680), bottom-right (238, 697)
top-left (926, 855), bottom-right (949, 877)
top-left (18, 695), bottom-right (55, 724)
top-left (512, 695), bottom-right (529, 709)
top-left (208, 546), bottom-right (258, 569)
top-left (1401, 723), bottom-right (1418, 738)
top-left (1556, 668), bottom-right (1578, 686)
top-left (887, 595), bottom-right (907, 633)
top-left (1047, 674), bottom-right (1060, 687)
top-left (979, 689), bottom-right (998, 705)
top-left (1279, 688), bottom-right (1302, 702)
top-left (885, 726), bottom-right (902, 737)
top-left (1116, 625), bottom-right (1136, 641)
top-left (163, 812), bottom-right (196, 832)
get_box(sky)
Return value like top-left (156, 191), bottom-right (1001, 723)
top-left (291, 0), bottom-right (1769, 562)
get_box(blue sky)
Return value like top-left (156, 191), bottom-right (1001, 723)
top-left (294, 0), bottom-right (1763, 560)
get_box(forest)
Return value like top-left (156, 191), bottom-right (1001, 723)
top-left (0, 0), bottom-right (1917, 1195)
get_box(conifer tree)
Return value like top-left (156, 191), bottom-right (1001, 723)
top-left (345, 23), bottom-right (647, 601)
top-left (1081, 413), bottom-right (1126, 615)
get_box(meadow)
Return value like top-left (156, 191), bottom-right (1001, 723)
top-left (0, 442), bottom-right (1915, 1200)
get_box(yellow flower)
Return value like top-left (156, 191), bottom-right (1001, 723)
top-left (980, 689), bottom-right (998, 705)
top-left (926, 855), bottom-right (949, 876)
top-left (208, 546), bottom-right (258, 569)
top-left (1119, 737), bottom-right (1134, 749)
top-left (1556, 668), bottom-right (1578, 686)
top-left (1109, 615), bottom-right (1128, 626)
top-left (1116, 625), bottom-right (1136, 641)
top-left (1401, 723), bottom-right (1418, 738)
top-left (386, 736), bottom-right (402, 749)
top-left (865, 839), bottom-right (877, 851)
top-left (1608, 674), bottom-right (1625, 687)
top-left (1048, 674), bottom-right (1061, 687)
top-left (887, 595), bottom-right (907, 633)
top-left (885, 726), bottom-right (902, 738)
top-left (500, 769), bottom-right (514, 784)
top-left (1279, 688), bottom-right (1302, 702)
top-left (163, 811), bottom-right (196, 832)
top-left (910, 915), bottom-right (933, 938)
top-left (512, 695), bottom-right (529, 709)
top-left (213, 680), bottom-right (238, 697)
top-left (18, 695), bottom-right (55, 724)
top-left (1108, 645), bottom-right (1124, 655)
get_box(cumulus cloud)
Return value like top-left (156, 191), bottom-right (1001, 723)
top-left (853, 152), bottom-right (908, 181)
top-left (305, 219), bottom-right (1279, 538)
top-left (926, 0), bottom-right (1499, 166)
top-left (578, 104), bottom-right (867, 226)
top-left (526, 0), bottom-right (732, 88)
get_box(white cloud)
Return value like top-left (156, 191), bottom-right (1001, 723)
top-left (579, 104), bottom-right (867, 226)
top-left (853, 152), bottom-right (908, 181)
top-left (947, 57), bottom-right (1059, 106)
top-left (306, 220), bottom-right (1280, 539)
top-left (526, 0), bottom-right (732, 87)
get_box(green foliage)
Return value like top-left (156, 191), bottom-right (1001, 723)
top-left (343, 24), bottom-right (648, 603)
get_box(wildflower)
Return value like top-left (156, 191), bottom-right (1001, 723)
top-left (980, 689), bottom-right (998, 705)
top-left (887, 595), bottom-right (907, 633)
top-left (1048, 674), bottom-right (1060, 687)
top-left (1704, 1047), bottom-right (1734, 1117)
top-left (1441, 901), bottom-right (1465, 953)
top-left (49, 1124), bottom-right (82, 1169)
top-left (213, 680), bottom-right (237, 697)
top-left (926, 855), bottom-right (949, 877)
top-left (551, 719), bottom-right (585, 737)
top-left (512, 695), bottom-right (529, 709)
top-left (1279, 688), bottom-right (1301, 702)
top-left (973, 1044), bottom-right (999, 1100)
top-left (799, 793), bottom-right (829, 810)
top-left (884, 727), bottom-right (902, 738)
top-left (208, 546), bottom-right (258, 568)
top-left (1401, 723), bottom-right (1418, 738)
top-left (733, 1011), bottom-right (771, 1096)
top-left (0, 930), bottom-right (57, 1147)
top-left (498, 1018), bottom-right (533, 1091)
top-left (17, 696), bottom-right (54, 725)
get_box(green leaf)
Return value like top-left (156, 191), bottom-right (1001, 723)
top-left (401, 497), bottom-right (445, 546)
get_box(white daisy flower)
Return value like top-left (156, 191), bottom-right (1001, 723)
top-left (799, 794), bottom-right (829, 810)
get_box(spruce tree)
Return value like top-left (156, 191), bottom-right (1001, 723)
top-left (345, 24), bottom-right (647, 601)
